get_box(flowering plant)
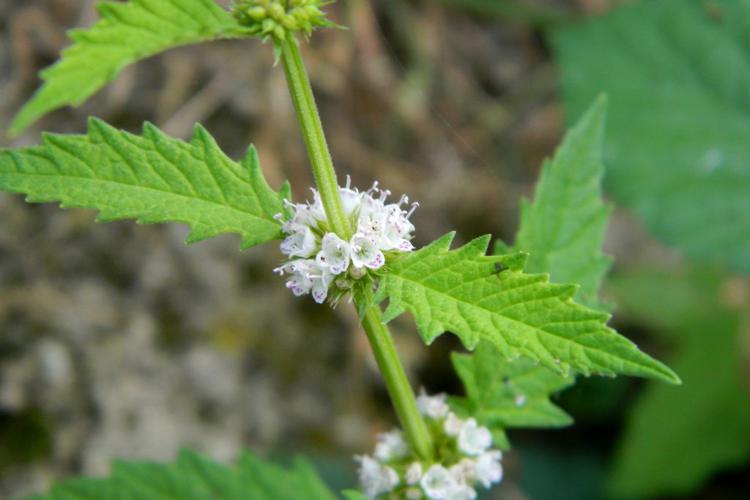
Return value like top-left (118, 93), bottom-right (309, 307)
top-left (0, 0), bottom-right (680, 498)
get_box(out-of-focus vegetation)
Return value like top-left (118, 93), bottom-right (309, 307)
top-left (0, 0), bottom-right (748, 498)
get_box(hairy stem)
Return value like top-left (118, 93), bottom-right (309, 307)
top-left (279, 35), bottom-right (433, 460)
top-left (279, 35), bottom-right (351, 239)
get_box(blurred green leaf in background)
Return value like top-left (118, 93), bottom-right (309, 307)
top-left (554, 0), bottom-right (750, 273)
top-left (29, 449), bottom-right (336, 500)
top-left (607, 268), bottom-right (750, 498)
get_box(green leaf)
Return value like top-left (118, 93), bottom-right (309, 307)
top-left (374, 232), bottom-right (679, 384)
top-left (10, 0), bottom-right (246, 135)
top-left (27, 449), bottom-right (336, 499)
top-left (0, 119), bottom-right (286, 248)
top-left (513, 95), bottom-right (612, 309)
top-left (606, 268), bottom-right (750, 498)
top-left (449, 341), bottom-right (574, 450)
top-left (447, 97), bottom-right (616, 445)
top-left (553, 0), bottom-right (750, 273)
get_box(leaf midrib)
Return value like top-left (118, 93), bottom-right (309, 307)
top-left (0, 170), bottom-right (279, 227)
top-left (388, 265), bottom-right (661, 375)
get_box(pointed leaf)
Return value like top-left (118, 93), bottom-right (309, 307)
top-left (10, 0), bottom-right (246, 135)
top-left (375, 233), bottom-right (679, 383)
top-left (0, 119), bottom-right (285, 248)
top-left (513, 96), bottom-right (612, 309)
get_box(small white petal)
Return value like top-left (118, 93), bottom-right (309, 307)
top-left (317, 233), bottom-right (351, 275)
top-left (374, 429), bottom-right (409, 462)
top-left (405, 462), bottom-right (423, 485)
top-left (444, 483), bottom-right (477, 500)
top-left (458, 419), bottom-right (492, 456)
top-left (280, 226), bottom-right (317, 258)
top-left (474, 450), bottom-right (503, 488)
top-left (421, 465), bottom-right (457, 499)
top-left (443, 413), bottom-right (465, 437)
top-left (416, 390), bottom-right (450, 419)
top-left (350, 233), bottom-right (385, 270)
top-left (449, 458), bottom-right (476, 485)
top-left (356, 455), bottom-right (400, 497)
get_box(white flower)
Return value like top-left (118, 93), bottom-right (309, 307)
top-left (458, 419), bottom-right (492, 456)
top-left (277, 181), bottom-right (417, 303)
top-left (374, 429), bottom-right (409, 462)
top-left (379, 203), bottom-right (416, 250)
top-left (310, 267), bottom-right (334, 304)
top-left (316, 233), bottom-right (351, 275)
top-left (405, 462), bottom-right (423, 485)
top-left (443, 413), bottom-right (465, 436)
top-left (445, 484), bottom-right (477, 500)
top-left (420, 464), bottom-right (457, 499)
top-left (280, 226), bottom-right (317, 258)
top-left (274, 260), bottom-right (314, 296)
top-left (350, 233), bottom-right (385, 269)
top-left (474, 450), bottom-right (503, 488)
top-left (356, 455), bottom-right (399, 498)
top-left (449, 458), bottom-right (476, 485)
top-left (416, 390), bottom-right (449, 419)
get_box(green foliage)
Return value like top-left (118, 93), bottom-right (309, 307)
top-left (27, 449), bottom-right (335, 499)
top-left (10, 0), bottom-right (246, 135)
top-left (513, 95), bottom-right (612, 309)
top-left (553, 0), bottom-right (750, 273)
top-left (374, 232), bottom-right (679, 383)
top-left (448, 98), bottom-right (620, 447)
top-left (607, 268), bottom-right (750, 498)
top-left (450, 341), bottom-right (574, 449)
top-left (0, 120), bottom-right (287, 248)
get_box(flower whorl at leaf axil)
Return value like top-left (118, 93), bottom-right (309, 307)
top-left (355, 391), bottom-right (504, 499)
top-left (274, 178), bottom-right (419, 304)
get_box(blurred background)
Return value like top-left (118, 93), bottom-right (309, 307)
top-left (0, 0), bottom-right (748, 498)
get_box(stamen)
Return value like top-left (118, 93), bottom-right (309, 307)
top-left (407, 201), bottom-right (420, 218)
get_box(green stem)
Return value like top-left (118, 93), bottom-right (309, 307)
top-left (278, 34), bottom-right (434, 460)
top-left (361, 299), bottom-right (434, 461)
top-left (279, 35), bottom-right (350, 239)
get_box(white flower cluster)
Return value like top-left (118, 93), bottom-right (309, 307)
top-left (355, 391), bottom-right (503, 499)
top-left (274, 179), bottom-right (418, 304)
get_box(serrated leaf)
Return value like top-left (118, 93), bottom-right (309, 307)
top-left (375, 232), bottom-right (679, 383)
top-left (10, 0), bottom-right (247, 135)
top-left (513, 96), bottom-right (612, 309)
top-left (606, 268), bottom-right (750, 498)
top-left (553, 0), bottom-right (750, 273)
top-left (449, 341), bottom-right (574, 450)
top-left (27, 449), bottom-right (336, 499)
top-left (448, 98), bottom-right (615, 444)
top-left (0, 119), bottom-right (285, 248)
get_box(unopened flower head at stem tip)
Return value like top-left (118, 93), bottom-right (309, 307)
top-left (232, 0), bottom-right (336, 43)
